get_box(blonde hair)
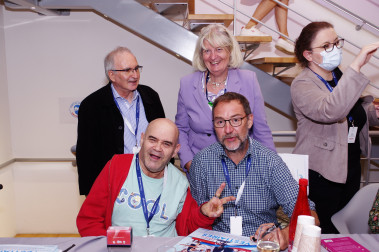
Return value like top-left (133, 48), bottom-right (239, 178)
top-left (192, 24), bottom-right (243, 71)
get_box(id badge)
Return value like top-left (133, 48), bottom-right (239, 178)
top-left (230, 216), bottom-right (242, 236)
top-left (132, 145), bottom-right (141, 154)
top-left (348, 127), bottom-right (358, 143)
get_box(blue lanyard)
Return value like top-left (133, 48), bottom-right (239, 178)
top-left (309, 69), bottom-right (353, 123)
top-left (221, 155), bottom-right (251, 198)
top-left (310, 68), bottom-right (338, 92)
top-left (135, 153), bottom-right (161, 235)
top-left (113, 95), bottom-right (140, 139)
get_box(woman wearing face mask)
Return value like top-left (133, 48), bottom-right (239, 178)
top-left (291, 21), bottom-right (379, 233)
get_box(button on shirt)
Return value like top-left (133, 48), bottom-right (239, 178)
top-left (189, 138), bottom-right (316, 236)
top-left (111, 84), bottom-right (149, 154)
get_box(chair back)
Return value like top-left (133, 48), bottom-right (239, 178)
top-left (331, 183), bottom-right (379, 234)
top-left (278, 153), bottom-right (309, 181)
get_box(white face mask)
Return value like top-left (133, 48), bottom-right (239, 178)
top-left (313, 47), bottom-right (342, 71)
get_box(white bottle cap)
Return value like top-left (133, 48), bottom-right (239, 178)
top-left (297, 215), bottom-right (315, 225)
top-left (302, 224), bottom-right (321, 237)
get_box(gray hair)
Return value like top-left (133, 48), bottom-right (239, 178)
top-left (104, 46), bottom-right (133, 81)
top-left (192, 24), bottom-right (243, 71)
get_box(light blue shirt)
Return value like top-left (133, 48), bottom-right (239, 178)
top-left (112, 155), bottom-right (189, 237)
top-left (111, 84), bottom-right (149, 153)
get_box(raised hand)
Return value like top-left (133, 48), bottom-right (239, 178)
top-left (375, 104), bottom-right (379, 118)
top-left (200, 182), bottom-right (236, 218)
top-left (350, 41), bottom-right (379, 72)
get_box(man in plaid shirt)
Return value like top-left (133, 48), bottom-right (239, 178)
top-left (189, 92), bottom-right (318, 250)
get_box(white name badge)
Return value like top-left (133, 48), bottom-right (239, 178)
top-left (348, 127), bottom-right (358, 143)
top-left (230, 216), bottom-right (243, 236)
top-left (132, 146), bottom-right (141, 154)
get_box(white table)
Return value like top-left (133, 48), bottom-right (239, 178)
top-left (0, 234), bottom-right (378, 251)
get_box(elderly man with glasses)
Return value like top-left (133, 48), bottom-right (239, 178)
top-left (76, 46), bottom-right (165, 196)
top-left (188, 92), bottom-right (318, 250)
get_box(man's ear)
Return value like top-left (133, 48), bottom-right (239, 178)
top-left (172, 144), bottom-right (180, 159)
top-left (247, 114), bottom-right (254, 130)
top-left (140, 132), bottom-right (144, 146)
top-left (108, 71), bottom-right (116, 82)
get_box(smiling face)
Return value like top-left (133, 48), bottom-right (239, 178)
top-left (108, 51), bottom-right (140, 100)
top-left (138, 119), bottom-right (180, 178)
top-left (213, 100), bottom-right (253, 156)
top-left (202, 39), bottom-right (230, 79)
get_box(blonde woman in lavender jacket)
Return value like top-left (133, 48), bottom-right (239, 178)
top-left (175, 24), bottom-right (275, 172)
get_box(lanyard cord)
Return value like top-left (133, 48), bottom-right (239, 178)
top-left (221, 155), bottom-right (251, 215)
top-left (309, 68), bottom-right (353, 124)
top-left (113, 94), bottom-right (140, 144)
top-left (135, 153), bottom-right (164, 234)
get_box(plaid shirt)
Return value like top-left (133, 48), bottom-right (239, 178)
top-left (189, 138), bottom-right (315, 236)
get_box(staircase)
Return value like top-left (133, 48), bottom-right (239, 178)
top-left (140, 0), bottom-right (297, 82)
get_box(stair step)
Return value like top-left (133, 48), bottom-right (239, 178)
top-left (187, 14), bottom-right (234, 27)
top-left (248, 57), bottom-right (299, 77)
top-left (235, 36), bottom-right (272, 43)
top-left (138, 0), bottom-right (188, 15)
top-left (248, 57), bottom-right (298, 64)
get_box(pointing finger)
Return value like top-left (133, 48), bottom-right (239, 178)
top-left (220, 195), bottom-right (236, 204)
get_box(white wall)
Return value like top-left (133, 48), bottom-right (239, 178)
top-left (0, 3), bottom-right (12, 163)
top-left (13, 162), bottom-right (84, 234)
top-left (0, 4), bottom-right (15, 238)
top-left (0, 165), bottom-right (16, 237)
top-left (3, 8), bottom-right (193, 159)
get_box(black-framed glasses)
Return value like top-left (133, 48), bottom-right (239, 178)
top-left (213, 115), bottom-right (248, 128)
top-left (111, 65), bottom-right (143, 74)
top-left (311, 38), bottom-right (344, 53)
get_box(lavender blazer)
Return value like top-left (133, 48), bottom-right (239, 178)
top-left (175, 68), bottom-right (275, 167)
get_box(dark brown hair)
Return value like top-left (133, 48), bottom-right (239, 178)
top-left (212, 92), bottom-right (251, 118)
top-left (295, 22), bottom-right (334, 67)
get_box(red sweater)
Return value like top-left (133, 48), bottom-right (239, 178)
top-left (77, 154), bottom-right (214, 236)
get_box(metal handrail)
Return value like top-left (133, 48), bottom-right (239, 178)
top-left (272, 130), bottom-right (379, 137)
top-left (222, 0), bottom-right (379, 61)
top-left (226, 0), bottom-right (297, 42)
top-left (272, 130), bottom-right (379, 185)
top-left (318, 0), bottom-right (378, 33)
top-left (1, 131), bottom-right (378, 182)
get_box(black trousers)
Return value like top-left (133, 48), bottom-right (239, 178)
top-left (308, 163), bottom-right (361, 234)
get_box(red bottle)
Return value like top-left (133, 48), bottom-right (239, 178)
top-left (288, 178), bottom-right (311, 252)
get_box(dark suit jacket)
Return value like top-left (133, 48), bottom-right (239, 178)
top-left (76, 83), bottom-right (165, 195)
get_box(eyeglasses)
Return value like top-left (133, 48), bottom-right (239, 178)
top-left (111, 65), bottom-right (143, 74)
top-left (311, 38), bottom-right (344, 52)
top-left (213, 115), bottom-right (248, 128)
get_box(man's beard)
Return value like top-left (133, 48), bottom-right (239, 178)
top-left (220, 133), bottom-right (249, 152)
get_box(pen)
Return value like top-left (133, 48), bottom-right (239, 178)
top-left (62, 244), bottom-right (75, 252)
top-left (251, 223), bottom-right (279, 242)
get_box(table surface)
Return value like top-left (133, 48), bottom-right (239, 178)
top-left (1, 234), bottom-right (378, 252)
